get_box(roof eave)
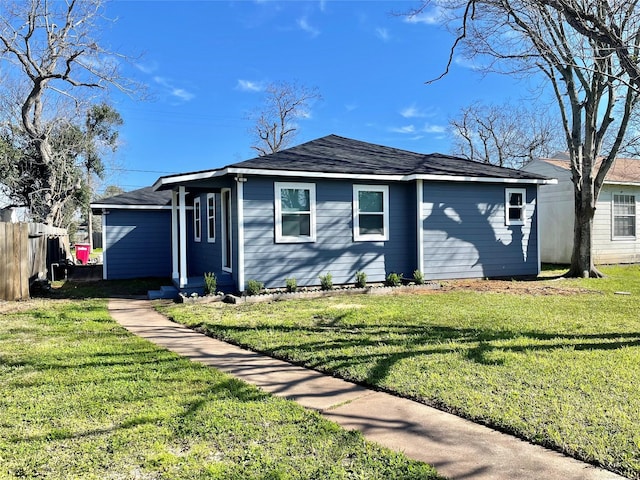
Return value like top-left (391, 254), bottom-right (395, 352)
top-left (153, 168), bottom-right (227, 191)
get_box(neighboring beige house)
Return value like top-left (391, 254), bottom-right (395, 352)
top-left (523, 154), bottom-right (640, 264)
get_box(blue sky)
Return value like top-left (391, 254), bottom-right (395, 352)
top-left (101, 0), bottom-right (535, 193)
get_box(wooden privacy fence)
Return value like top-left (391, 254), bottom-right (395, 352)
top-left (0, 222), bottom-right (70, 301)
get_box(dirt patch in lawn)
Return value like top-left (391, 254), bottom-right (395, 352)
top-left (437, 278), bottom-right (597, 296)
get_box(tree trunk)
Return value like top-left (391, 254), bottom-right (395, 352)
top-left (567, 184), bottom-right (603, 278)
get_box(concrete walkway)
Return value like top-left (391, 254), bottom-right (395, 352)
top-left (108, 297), bottom-right (624, 480)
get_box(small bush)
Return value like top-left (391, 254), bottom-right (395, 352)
top-left (203, 272), bottom-right (217, 295)
top-left (386, 272), bottom-right (402, 287)
top-left (355, 271), bottom-right (367, 288)
top-left (413, 270), bottom-right (425, 285)
top-left (319, 272), bottom-right (333, 291)
top-left (285, 277), bottom-right (298, 293)
top-left (246, 279), bottom-right (265, 296)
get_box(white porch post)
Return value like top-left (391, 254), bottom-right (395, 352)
top-left (171, 190), bottom-right (179, 283)
top-left (178, 186), bottom-right (188, 288)
top-left (235, 177), bottom-right (246, 291)
top-left (101, 211), bottom-right (108, 280)
top-left (416, 179), bottom-right (424, 273)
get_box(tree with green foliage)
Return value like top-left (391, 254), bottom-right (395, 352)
top-left (0, 0), bottom-right (135, 226)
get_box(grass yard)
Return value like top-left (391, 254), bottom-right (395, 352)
top-left (160, 265), bottom-right (640, 479)
top-left (0, 289), bottom-right (439, 479)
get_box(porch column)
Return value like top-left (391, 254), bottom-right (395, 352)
top-left (416, 179), bottom-right (424, 273)
top-left (171, 190), bottom-right (179, 282)
top-left (235, 176), bottom-right (246, 291)
top-left (178, 186), bottom-right (188, 288)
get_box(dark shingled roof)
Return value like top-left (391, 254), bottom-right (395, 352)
top-left (91, 187), bottom-right (172, 209)
top-left (228, 134), bottom-right (549, 180)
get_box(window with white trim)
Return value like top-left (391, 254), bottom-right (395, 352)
top-left (206, 193), bottom-right (216, 242)
top-left (505, 188), bottom-right (526, 226)
top-left (275, 182), bottom-right (316, 243)
top-left (613, 194), bottom-right (636, 238)
top-left (353, 185), bottom-right (389, 241)
top-left (193, 197), bottom-right (201, 242)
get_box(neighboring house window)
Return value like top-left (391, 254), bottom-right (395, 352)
top-left (505, 188), bottom-right (526, 226)
top-left (613, 194), bottom-right (636, 238)
top-left (275, 182), bottom-right (316, 243)
top-left (353, 185), bottom-right (389, 241)
top-left (206, 193), bottom-right (216, 243)
top-left (193, 197), bottom-right (201, 242)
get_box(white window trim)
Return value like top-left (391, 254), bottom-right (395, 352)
top-left (206, 193), bottom-right (216, 243)
top-left (353, 184), bottom-right (389, 242)
top-left (274, 182), bottom-right (316, 243)
top-left (221, 188), bottom-right (232, 273)
top-left (505, 188), bottom-right (526, 226)
top-left (193, 197), bottom-right (201, 242)
top-left (611, 193), bottom-right (637, 240)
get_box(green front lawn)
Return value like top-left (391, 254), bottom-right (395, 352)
top-left (0, 295), bottom-right (439, 479)
top-left (160, 265), bottom-right (640, 479)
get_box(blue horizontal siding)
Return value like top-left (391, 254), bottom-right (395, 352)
top-left (242, 177), bottom-right (415, 288)
top-left (422, 182), bottom-right (538, 279)
top-left (104, 209), bottom-right (171, 279)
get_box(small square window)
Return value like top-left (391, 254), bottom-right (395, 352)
top-left (353, 185), bottom-right (389, 241)
top-left (274, 182), bottom-right (316, 243)
top-left (505, 188), bottom-right (526, 226)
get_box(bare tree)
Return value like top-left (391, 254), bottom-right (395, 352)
top-left (450, 101), bottom-right (561, 168)
top-left (248, 82), bottom-right (321, 156)
top-left (412, 0), bottom-right (640, 277)
top-left (0, 0), bottom-right (136, 226)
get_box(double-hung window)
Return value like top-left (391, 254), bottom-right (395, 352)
top-left (206, 193), bottom-right (216, 243)
top-left (505, 188), bottom-right (526, 226)
top-left (193, 197), bottom-right (201, 242)
top-left (275, 182), bottom-right (316, 243)
top-left (353, 185), bottom-right (389, 241)
top-left (613, 194), bottom-right (636, 238)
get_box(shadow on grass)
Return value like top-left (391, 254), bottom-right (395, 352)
top-left (43, 277), bottom-right (170, 300)
top-left (189, 321), bottom-right (640, 384)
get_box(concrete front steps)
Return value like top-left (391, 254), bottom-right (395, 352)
top-left (148, 273), bottom-right (234, 300)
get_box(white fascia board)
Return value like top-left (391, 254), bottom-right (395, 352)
top-left (226, 167), bottom-right (405, 181)
top-left (151, 165), bottom-right (557, 188)
top-left (90, 204), bottom-right (173, 210)
top-left (604, 180), bottom-right (640, 187)
top-left (406, 174), bottom-right (557, 185)
top-left (152, 168), bottom-right (228, 190)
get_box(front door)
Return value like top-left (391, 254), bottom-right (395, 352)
top-left (221, 188), bottom-right (232, 272)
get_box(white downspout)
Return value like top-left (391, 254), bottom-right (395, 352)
top-left (416, 179), bottom-right (424, 273)
top-left (171, 190), bottom-right (179, 283)
top-left (178, 186), bottom-right (188, 288)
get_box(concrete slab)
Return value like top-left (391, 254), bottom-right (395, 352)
top-left (108, 297), bottom-right (625, 480)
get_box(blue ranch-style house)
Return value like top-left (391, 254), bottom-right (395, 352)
top-left (91, 135), bottom-right (555, 294)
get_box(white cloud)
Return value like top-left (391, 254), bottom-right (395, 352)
top-left (423, 123), bottom-right (446, 134)
top-left (236, 79), bottom-right (263, 92)
top-left (376, 27), bottom-right (390, 42)
top-left (404, 6), bottom-right (447, 25)
top-left (390, 125), bottom-right (417, 134)
top-left (400, 105), bottom-right (427, 119)
top-left (454, 55), bottom-right (484, 70)
top-left (153, 76), bottom-right (195, 102)
top-left (297, 17), bottom-right (320, 37)
top-left (134, 61), bottom-right (158, 75)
